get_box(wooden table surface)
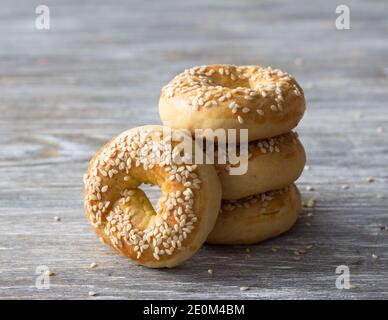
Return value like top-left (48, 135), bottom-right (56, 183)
top-left (1, 0), bottom-right (387, 300)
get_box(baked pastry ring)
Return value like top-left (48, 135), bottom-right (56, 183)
top-left (216, 132), bottom-right (306, 200)
top-left (207, 184), bottom-right (301, 245)
top-left (83, 125), bottom-right (222, 268)
top-left (159, 64), bottom-right (305, 142)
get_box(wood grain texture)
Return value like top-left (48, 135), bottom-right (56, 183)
top-left (0, 0), bottom-right (388, 299)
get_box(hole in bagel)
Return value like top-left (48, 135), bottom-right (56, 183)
top-left (141, 183), bottom-right (163, 212)
top-left (209, 75), bottom-right (250, 90)
top-left (113, 183), bottom-right (164, 230)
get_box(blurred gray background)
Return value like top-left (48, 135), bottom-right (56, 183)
top-left (0, 0), bottom-right (387, 299)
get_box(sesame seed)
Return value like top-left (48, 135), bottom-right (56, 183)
top-left (208, 269), bottom-right (213, 275)
top-left (237, 116), bottom-right (244, 124)
top-left (53, 216), bottom-right (61, 222)
top-left (305, 198), bottom-right (316, 208)
top-left (239, 286), bottom-right (250, 292)
top-left (372, 254), bottom-right (378, 260)
top-left (89, 262), bottom-right (98, 269)
top-left (88, 291), bottom-right (97, 296)
top-left (204, 101), bottom-right (212, 108)
top-left (270, 105), bottom-right (278, 112)
top-left (305, 185), bottom-right (315, 191)
top-left (341, 184), bottom-right (350, 190)
top-left (45, 271), bottom-right (55, 277)
top-left (367, 176), bottom-right (374, 183)
top-left (349, 283), bottom-right (358, 289)
top-left (256, 109), bottom-right (264, 116)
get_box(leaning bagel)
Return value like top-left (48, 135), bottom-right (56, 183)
top-left (207, 184), bottom-right (301, 245)
top-left (159, 64), bottom-right (305, 142)
top-left (83, 125), bottom-right (222, 268)
top-left (216, 132), bottom-right (306, 200)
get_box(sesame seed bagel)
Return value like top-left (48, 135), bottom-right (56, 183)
top-left (207, 184), bottom-right (301, 245)
top-left (83, 125), bottom-right (222, 268)
top-left (159, 64), bottom-right (305, 142)
top-left (216, 132), bottom-right (306, 200)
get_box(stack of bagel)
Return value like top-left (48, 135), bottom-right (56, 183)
top-left (159, 65), bottom-right (306, 245)
top-left (84, 64), bottom-right (306, 268)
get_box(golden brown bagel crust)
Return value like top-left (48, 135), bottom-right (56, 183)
top-left (216, 132), bottom-right (306, 200)
top-left (207, 184), bottom-right (301, 245)
top-left (159, 65), bottom-right (305, 142)
top-left (83, 125), bottom-right (222, 268)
